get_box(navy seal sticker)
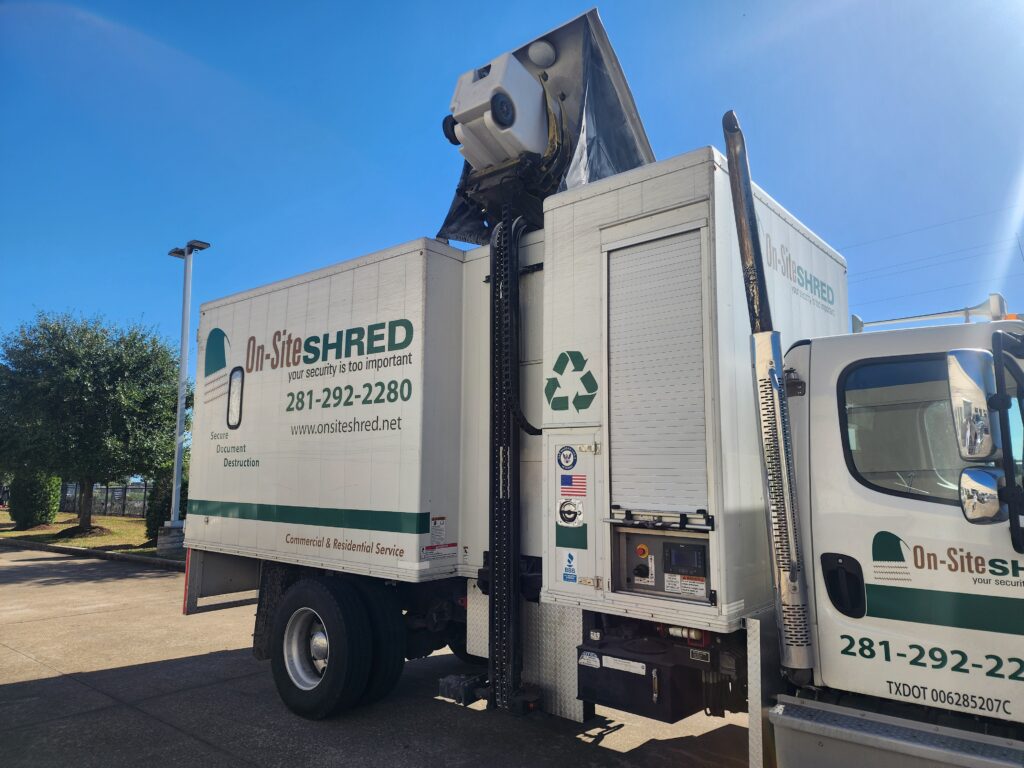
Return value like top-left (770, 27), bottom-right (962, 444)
top-left (557, 445), bottom-right (577, 470)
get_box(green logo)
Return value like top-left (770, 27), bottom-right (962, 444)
top-left (205, 328), bottom-right (229, 377)
top-left (545, 350), bottom-right (598, 412)
top-left (871, 530), bottom-right (911, 584)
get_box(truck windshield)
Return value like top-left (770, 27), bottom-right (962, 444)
top-left (841, 355), bottom-right (971, 504)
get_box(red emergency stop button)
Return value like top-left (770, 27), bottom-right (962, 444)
top-left (635, 543), bottom-right (649, 558)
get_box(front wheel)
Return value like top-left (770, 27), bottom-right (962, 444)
top-left (270, 578), bottom-right (371, 719)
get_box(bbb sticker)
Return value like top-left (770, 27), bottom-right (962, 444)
top-left (557, 445), bottom-right (577, 470)
top-left (579, 651), bottom-right (601, 669)
top-left (562, 551), bottom-right (578, 583)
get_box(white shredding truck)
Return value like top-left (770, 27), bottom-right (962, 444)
top-left (182, 11), bottom-right (1024, 766)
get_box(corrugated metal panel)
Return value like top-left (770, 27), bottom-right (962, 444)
top-left (608, 230), bottom-right (707, 511)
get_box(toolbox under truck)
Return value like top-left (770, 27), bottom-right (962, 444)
top-left (181, 11), bottom-right (1024, 766)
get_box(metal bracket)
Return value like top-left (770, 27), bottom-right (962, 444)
top-left (784, 369), bottom-right (806, 397)
top-left (483, 261), bottom-right (544, 284)
top-left (988, 392), bottom-right (1013, 411)
top-left (607, 510), bottom-right (714, 533)
top-left (1000, 485), bottom-right (1024, 504)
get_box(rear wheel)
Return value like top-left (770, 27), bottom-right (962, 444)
top-left (448, 624), bottom-right (487, 666)
top-left (270, 578), bottom-right (371, 719)
top-left (353, 579), bottom-right (406, 704)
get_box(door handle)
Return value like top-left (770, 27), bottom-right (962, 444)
top-left (820, 553), bottom-right (866, 619)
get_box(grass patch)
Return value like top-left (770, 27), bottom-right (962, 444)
top-left (0, 510), bottom-right (183, 560)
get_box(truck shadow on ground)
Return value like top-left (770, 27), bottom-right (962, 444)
top-left (0, 647), bottom-right (747, 768)
top-left (0, 549), bottom-right (178, 587)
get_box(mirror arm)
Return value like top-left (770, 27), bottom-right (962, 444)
top-left (1001, 350), bottom-right (1024, 428)
top-left (999, 331), bottom-right (1024, 358)
top-left (992, 331), bottom-right (1024, 554)
top-left (988, 393), bottom-right (1014, 411)
top-left (1000, 485), bottom-right (1024, 504)
top-left (1006, 357), bottom-right (1024, 393)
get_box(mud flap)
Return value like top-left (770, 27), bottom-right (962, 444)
top-left (182, 549), bottom-right (260, 615)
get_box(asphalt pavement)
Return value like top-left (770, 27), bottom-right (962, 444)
top-left (0, 546), bottom-right (747, 767)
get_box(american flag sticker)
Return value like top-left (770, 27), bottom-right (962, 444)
top-left (561, 474), bottom-right (587, 497)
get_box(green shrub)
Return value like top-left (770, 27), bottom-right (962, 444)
top-left (145, 471), bottom-right (188, 540)
top-left (9, 471), bottom-right (61, 529)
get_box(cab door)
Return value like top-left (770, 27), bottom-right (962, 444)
top-left (807, 333), bottom-right (1024, 724)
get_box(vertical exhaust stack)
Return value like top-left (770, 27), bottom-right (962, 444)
top-left (722, 111), bottom-right (815, 684)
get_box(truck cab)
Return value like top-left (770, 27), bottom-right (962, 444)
top-left (787, 320), bottom-right (1024, 726)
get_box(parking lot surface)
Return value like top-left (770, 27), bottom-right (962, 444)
top-left (0, 547), bottom-right (746, 767)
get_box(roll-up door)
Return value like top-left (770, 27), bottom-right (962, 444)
top-left (608, 230), bottom-right (706, 512)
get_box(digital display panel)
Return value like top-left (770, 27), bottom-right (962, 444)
top-left (663, 542), bottom-right (705, 577)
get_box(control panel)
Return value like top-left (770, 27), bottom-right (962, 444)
top-left (612, 527), bottom-right (711, 602)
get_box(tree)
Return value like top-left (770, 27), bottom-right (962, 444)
top-left (9, 471), bottom-right (60, 529)
top-left (0, 314), bottom-right (179, 530)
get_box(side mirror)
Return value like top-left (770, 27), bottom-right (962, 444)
top-left (947, 349), bottom-right (1001, 461)
top-left (959, 467), bottom-right (1008, 524)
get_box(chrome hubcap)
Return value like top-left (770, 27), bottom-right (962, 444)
top-left (310, 630), bottom-right (329, 672)
top-left (283, 607), bottom-right (329, 690)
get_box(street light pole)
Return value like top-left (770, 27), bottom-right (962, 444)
top-left (167, 240), bottom-right (210, 532)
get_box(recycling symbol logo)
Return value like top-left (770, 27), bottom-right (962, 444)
top-left (545, 350), bottom-right (598, 412)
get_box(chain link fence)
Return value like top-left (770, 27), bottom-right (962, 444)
top-left (60, 482), bottom-right (151, 518)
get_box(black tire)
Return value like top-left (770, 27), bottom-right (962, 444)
top-left (270, 578), bottom-right (371, 719)
top-left (448, 625), bottom-right (487, 666)
top-left (352, 579), bottom-right (406, 704)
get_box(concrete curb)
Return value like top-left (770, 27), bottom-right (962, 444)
top-left (0, 537), bottom-right (185, 572)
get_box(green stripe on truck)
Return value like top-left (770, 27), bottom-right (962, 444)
top-left (866, 583), bottom-right (1024, 636)
top-left (187, 499), bottom-right (430, 534)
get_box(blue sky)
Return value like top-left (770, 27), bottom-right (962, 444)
top-left (2, 1), bottom-right (1023, 362)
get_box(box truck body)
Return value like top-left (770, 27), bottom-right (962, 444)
top-left (187, 240), bottom-right (466, 581)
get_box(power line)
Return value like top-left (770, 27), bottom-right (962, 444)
top-left (852, 271), bottom-right (1024, 309)
top-left (850, 244), bottom-right (1015, 284)
top-left (838, 205), bottom-right (1023, 251)
top-left (850, 237), bottom-right (1016, 279)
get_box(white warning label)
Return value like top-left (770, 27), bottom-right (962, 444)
top-left (430, 516), bottom-right (446, 545)
top-left (603, 656), bottom-right (646, 676)
top-left (665, 573), bottom-right (705, 597)
top-left (419, 542), bottom-right (457, 561)
top-left (420, 516), bottom-right (455, 561)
